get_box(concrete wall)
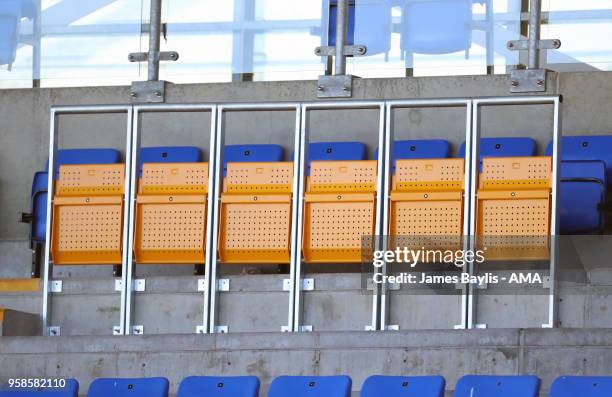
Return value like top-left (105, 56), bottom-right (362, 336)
top-left (2, 72), bottom-right (612, 243)
top-left (1, 328), bottom-right (612, 396)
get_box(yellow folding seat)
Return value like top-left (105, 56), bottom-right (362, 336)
top-left (302, 160), bottom-right (378, 263)
top-left (218, 161), bottom-right (294, 263)
top-left (390, 158), bottom-right (465, 252)
top-left (476, 156), bottom-right (552, 260)
top-left (51, 164), bottom-right (125, 264)
top-left (134, 162), bottom-right (209, 264)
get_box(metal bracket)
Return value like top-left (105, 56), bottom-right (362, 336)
top-left (281, 325), bottom-right (291, 332)
top-left (365, 325), bottom-right (376, 331)
top-left (50, 280), bottom-right (62, 293)
top-left (214, 325), bottom-right (229, 334)
top-left (113, 326), bottom-right (122, 335)
top-left (114, 279), bottom-right (145, 292)
top-left (131, 325), bottom-right (144, 335)
top-left (196, 325), bottom-right (206, 334)
top-left (315, 45), bottom-right (367, 57)
top-left (510, 69), bottom-right (548, 93)
top-left (385, 324), bottom-right (400, 331)
top-left (317, 75), bottom-right (354, 98)
top-left (298, 325), bottom-right (313, 332)
top-left (542, 275), bottom-right (552, 289)
top-left (128, 51), bottom-right (179, 63)
top-left (283, 278), bottom-right (314, 291)
top-left (47, 326), bottom-right (60, 336)
top-left (507, 39), bottom-right (560, 51)
top-left (197, 279), bottom-right (207, 292)
top-left (129, 80), bottom-right (168, 103)
top-left (475, 323), bottom-right (488, 329)
top-left (217, 279), bottom-right (230, 292)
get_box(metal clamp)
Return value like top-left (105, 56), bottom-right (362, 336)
top-left (283, 278), bottom-right (314, 291)
top-left (507, 39), bottom-right (561, 52)
top-left (50, 280), bottom-right (62, 293)
top-left (315, 45), bottom-right (367, 57)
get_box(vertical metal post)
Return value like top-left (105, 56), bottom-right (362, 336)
top-left (204, 107), bottom-right (223, 334)
top-left (375, 102), bottom-right (390, 331)
top-left (527, 0), bottom-right (542, 69)
top-left (121, 107), bottom-right (138, 335)
top-left (466, 100), bottom-right (481, 329)
top-left (334, 0), bottom-right (348, 75)
top-left (41, 109), bottom-right (58, 336)
top-left (544, 96), bottom-right (562, 328)
top-left (147, 0), bottom-right (162, 81)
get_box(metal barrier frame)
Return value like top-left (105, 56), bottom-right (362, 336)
top-left (125, 104), bottom-right (217, 335)
top-left (40, 96), bottom-right (562, 336)
top-left (42, 105), bottom-right (134, 336)
top-left (205, 102), bottom-right (302, 334)
top-left (382, 98), bottom-right (473, 331)
top-left (467, 95), bottom-right (562, 329)
top-left (296, 101), bottom-right (386, 332)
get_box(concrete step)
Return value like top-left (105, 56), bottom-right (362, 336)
top-left (1, 270), bottom-right (612, 336)
top-left (1, 328), bottom-right (611, 396)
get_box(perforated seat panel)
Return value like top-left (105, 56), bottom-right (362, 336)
top-left (135, 163), bottom-right (209, 264)
top-left (476, 157), bottom-right (552, 260)
top-left (219, 162), bottom-right (293, 263)
top-left (51, 164), bottom-right (125, 265)
top-left (390, 158), bottom-right (465, 253)
top-left (303, 160), bottom-right (377, 263)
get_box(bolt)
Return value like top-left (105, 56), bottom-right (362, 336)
top-left (511, 80), bottom-right (519, 87)
top-left (128, 55), bottom-right (134, 61)
top-left (537, 79), bottom-right (545, 86)
top-left (170, 53), bottom-right (177, 59)
top-left (508, 42), bottom-right (514, 48)
top-left (130, 92), bottom-right (137, 97)
top-left (343, 86), bottom-right (349, 91)
top-left (317, 86), bottom-right (324, 92)
top-left (357, 47), bottom-right (365, 55)
top-left (154, 91), bottom-right (162, 97)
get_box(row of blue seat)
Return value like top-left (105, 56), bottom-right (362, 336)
top-left (25, 135), bottom-right (612, 251)
top-left (3, 374), bottom-right (611, 397)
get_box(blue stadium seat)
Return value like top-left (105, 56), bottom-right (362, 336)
top-left (458, 137), bottom-right (537, 160)
top-left (546, 136), bottom-right (612, 184)
top-left (545, 136), bottom-right (612, 234)
top-left (268, 376), bottom-right (351, 397)
top-left (223, 144), bottom-right (283, 174)
top-left (27, 148), bottom-right (122, 244)
top-left (392, 139), bottom-right (450, 173)
top-left (361, 375), bottom-right (445, 397)
top-left (0, 0), bottom-right (22, 66)
top-left (453, 375), bottom-right (540, 397)
top-left (87, 378), bottom-right (168, 397)
top-left (139, 146), bottom-right (202, 175)
top-left (177, 376), bottom-right (259, 397)
top-left (307, 141), bottom-right (367, 174)
top-left (0, 379), bottom-right (78, 396)
top-left (550, 376), bottom-right (612, 397)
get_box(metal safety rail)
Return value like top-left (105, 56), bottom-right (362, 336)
top-left (40, 96), bottom-right (561, 336)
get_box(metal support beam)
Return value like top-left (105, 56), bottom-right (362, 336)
top-left (315, 0), bottom-right (367, 98)
top-left (128, 0), bottom-right (179, 103)
top-left (507, 0), bottom-right (560, 92)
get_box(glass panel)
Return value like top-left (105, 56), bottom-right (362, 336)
top-left (161, 0), bottom-right (324, 83)
top-left (0, 0), bottom-right (144, 88)
top-left (542, 0), bottom-right (612, 71)
top-left (350, 0), bottom-right (522, 77)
